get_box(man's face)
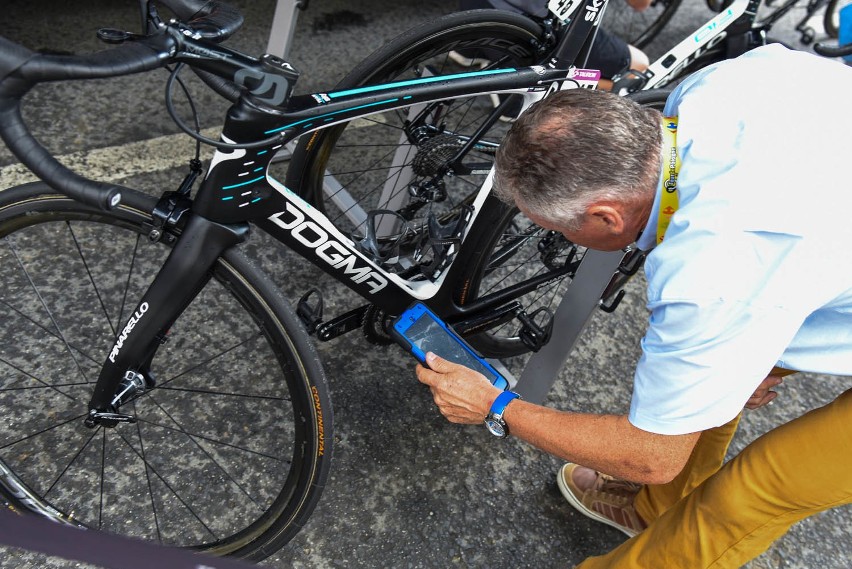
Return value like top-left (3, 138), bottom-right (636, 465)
top-left (521, 206), bottom-right (636, 252)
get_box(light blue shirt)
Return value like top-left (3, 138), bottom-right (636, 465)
top-left (629, 44), bottom-right (852, 435)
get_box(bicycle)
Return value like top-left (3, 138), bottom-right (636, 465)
top-left (0, 0), bottom-right (676, 560)
top-left (613, 0), bottom-right (847, 91)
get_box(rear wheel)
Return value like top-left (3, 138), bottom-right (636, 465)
top-left (283, 9), bottom-right (547, 274)
top-left (603, 0), bottom-right (683, 49)
top-left (0, 183), bottom-right (332, 560)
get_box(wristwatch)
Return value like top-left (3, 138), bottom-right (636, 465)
top-left (484, 391), bottom-right (520, 438)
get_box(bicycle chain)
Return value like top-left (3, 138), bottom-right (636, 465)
top-left (411, 134), bottom-right (465, 177)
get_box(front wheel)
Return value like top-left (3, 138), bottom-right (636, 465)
top-left (0, 183), bottom-right (332, 560)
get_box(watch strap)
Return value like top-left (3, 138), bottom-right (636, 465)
top-left (488, 390), bottom-right (520, 419)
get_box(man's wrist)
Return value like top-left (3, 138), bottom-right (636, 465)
top-left (484, 391), bottom-right (521, 438)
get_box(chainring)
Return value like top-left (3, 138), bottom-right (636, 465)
top-left (362, 304), bottom-right (397, 345)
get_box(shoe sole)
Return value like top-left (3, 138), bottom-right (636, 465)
top-left (556, 464), bottom-right (638, 538)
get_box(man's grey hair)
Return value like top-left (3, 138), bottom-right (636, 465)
top-left (493, 89), bottom-right (662, 230)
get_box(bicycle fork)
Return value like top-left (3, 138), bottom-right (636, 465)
top-left (84, 213), bottom-right (249, 427)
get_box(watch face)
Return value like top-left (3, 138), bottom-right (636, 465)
top-left (485, 418), bottom-right (506, 438)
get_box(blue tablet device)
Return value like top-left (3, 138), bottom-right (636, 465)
top-left (392, 302), bottom-right (509, 391)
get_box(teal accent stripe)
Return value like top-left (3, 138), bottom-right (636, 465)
top-left (265, 98), bottom-right (398, 135)
top-left (222, 175), bottom-right (264, 190)
top-left (257, 150), bottom-right (268, 155)
top-left (222, 196), bottom-right (234, 201)
top-left (328, 68), bottom-right (517, 99)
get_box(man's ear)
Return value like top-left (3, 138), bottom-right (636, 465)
top-left (587, 204), bottom-right (626, 235)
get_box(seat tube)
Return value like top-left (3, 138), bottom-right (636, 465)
top-left (86, 214), bottom-right (250, 413)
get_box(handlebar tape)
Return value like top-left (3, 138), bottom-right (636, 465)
top-left (0, 100), bottom-right (123, 211)
top-left (14, 42), bottom-right (169, 83)
top-left (0, 2), bottom-right (244, 210)
top-left (0, 41), bottom-right (174, 211)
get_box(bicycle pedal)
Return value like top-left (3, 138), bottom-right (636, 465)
top-left (296, 288), bottom-right (324, 333)
top-left (517, 308), bottom-right (554, 353)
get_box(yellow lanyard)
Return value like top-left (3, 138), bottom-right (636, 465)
top-left (656, 116), bottom-right (680, 245)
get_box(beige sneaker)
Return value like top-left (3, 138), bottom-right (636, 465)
top-left (557, 463), bottom-right (647, 537)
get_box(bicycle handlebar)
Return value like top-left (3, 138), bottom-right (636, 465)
top-left (0, 1), bottom-right (246, 211)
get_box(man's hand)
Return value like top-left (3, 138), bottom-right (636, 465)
top-left (415, 352), bottom-right (502, 424)
top-left (745, 374), bottom-right (784, 410)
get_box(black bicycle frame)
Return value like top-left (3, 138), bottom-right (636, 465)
top-left (17, 0), bottom-right (605, 414)
top-left (86, 64), bottom-right (581, 415)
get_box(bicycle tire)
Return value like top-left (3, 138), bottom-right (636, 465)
top-left (283, 9), bottom-right (547, 266)
top-left (0, 183), bottom-right (332, 561)
top-left (825, 0), bottom-right (852, 38)
top-left (603, 0), bottom-right (683, 49)
top-left (454, 88), bottom-right (673, 358)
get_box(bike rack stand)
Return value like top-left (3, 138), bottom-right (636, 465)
top-left (266, 0), bottom-right (302, 60)
top-left (514, 249), bottom-right (626, 403)
top-left (266, 0), bottom-right (355, 217)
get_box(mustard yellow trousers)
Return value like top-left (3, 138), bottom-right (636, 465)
top-left (578, 386), bottom-right (852, 568)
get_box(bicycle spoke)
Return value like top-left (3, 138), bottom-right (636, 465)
top-left (0, 357), bottom-right (80, 402)
top-left (155, 385), bottom-right (290, 401)
top-left (44, 427), bottom-right (99, 498)
top-left (139, 395), bottom-right (271, 509)
top-left (152, 332), bottom-right (267, 390)
top-left (4, 236), bottom-right (92, 384)
top-left (67, 221), bottom-right (119, 338)
top-left (126, 429), bottom-right (217, 539)
top-left (98, 430), bottom-right (106, 530)
top-left (0, 300), bottom-right (103, 371)
top-left (0, 412), bottom-right (87, 451)
top-left (132, 414), bottom-right (163, 543)
top-left (136, 417), bottom-right (284, 462)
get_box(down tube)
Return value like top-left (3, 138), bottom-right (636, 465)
top-left (252, 177), bottom-right (500, 317)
